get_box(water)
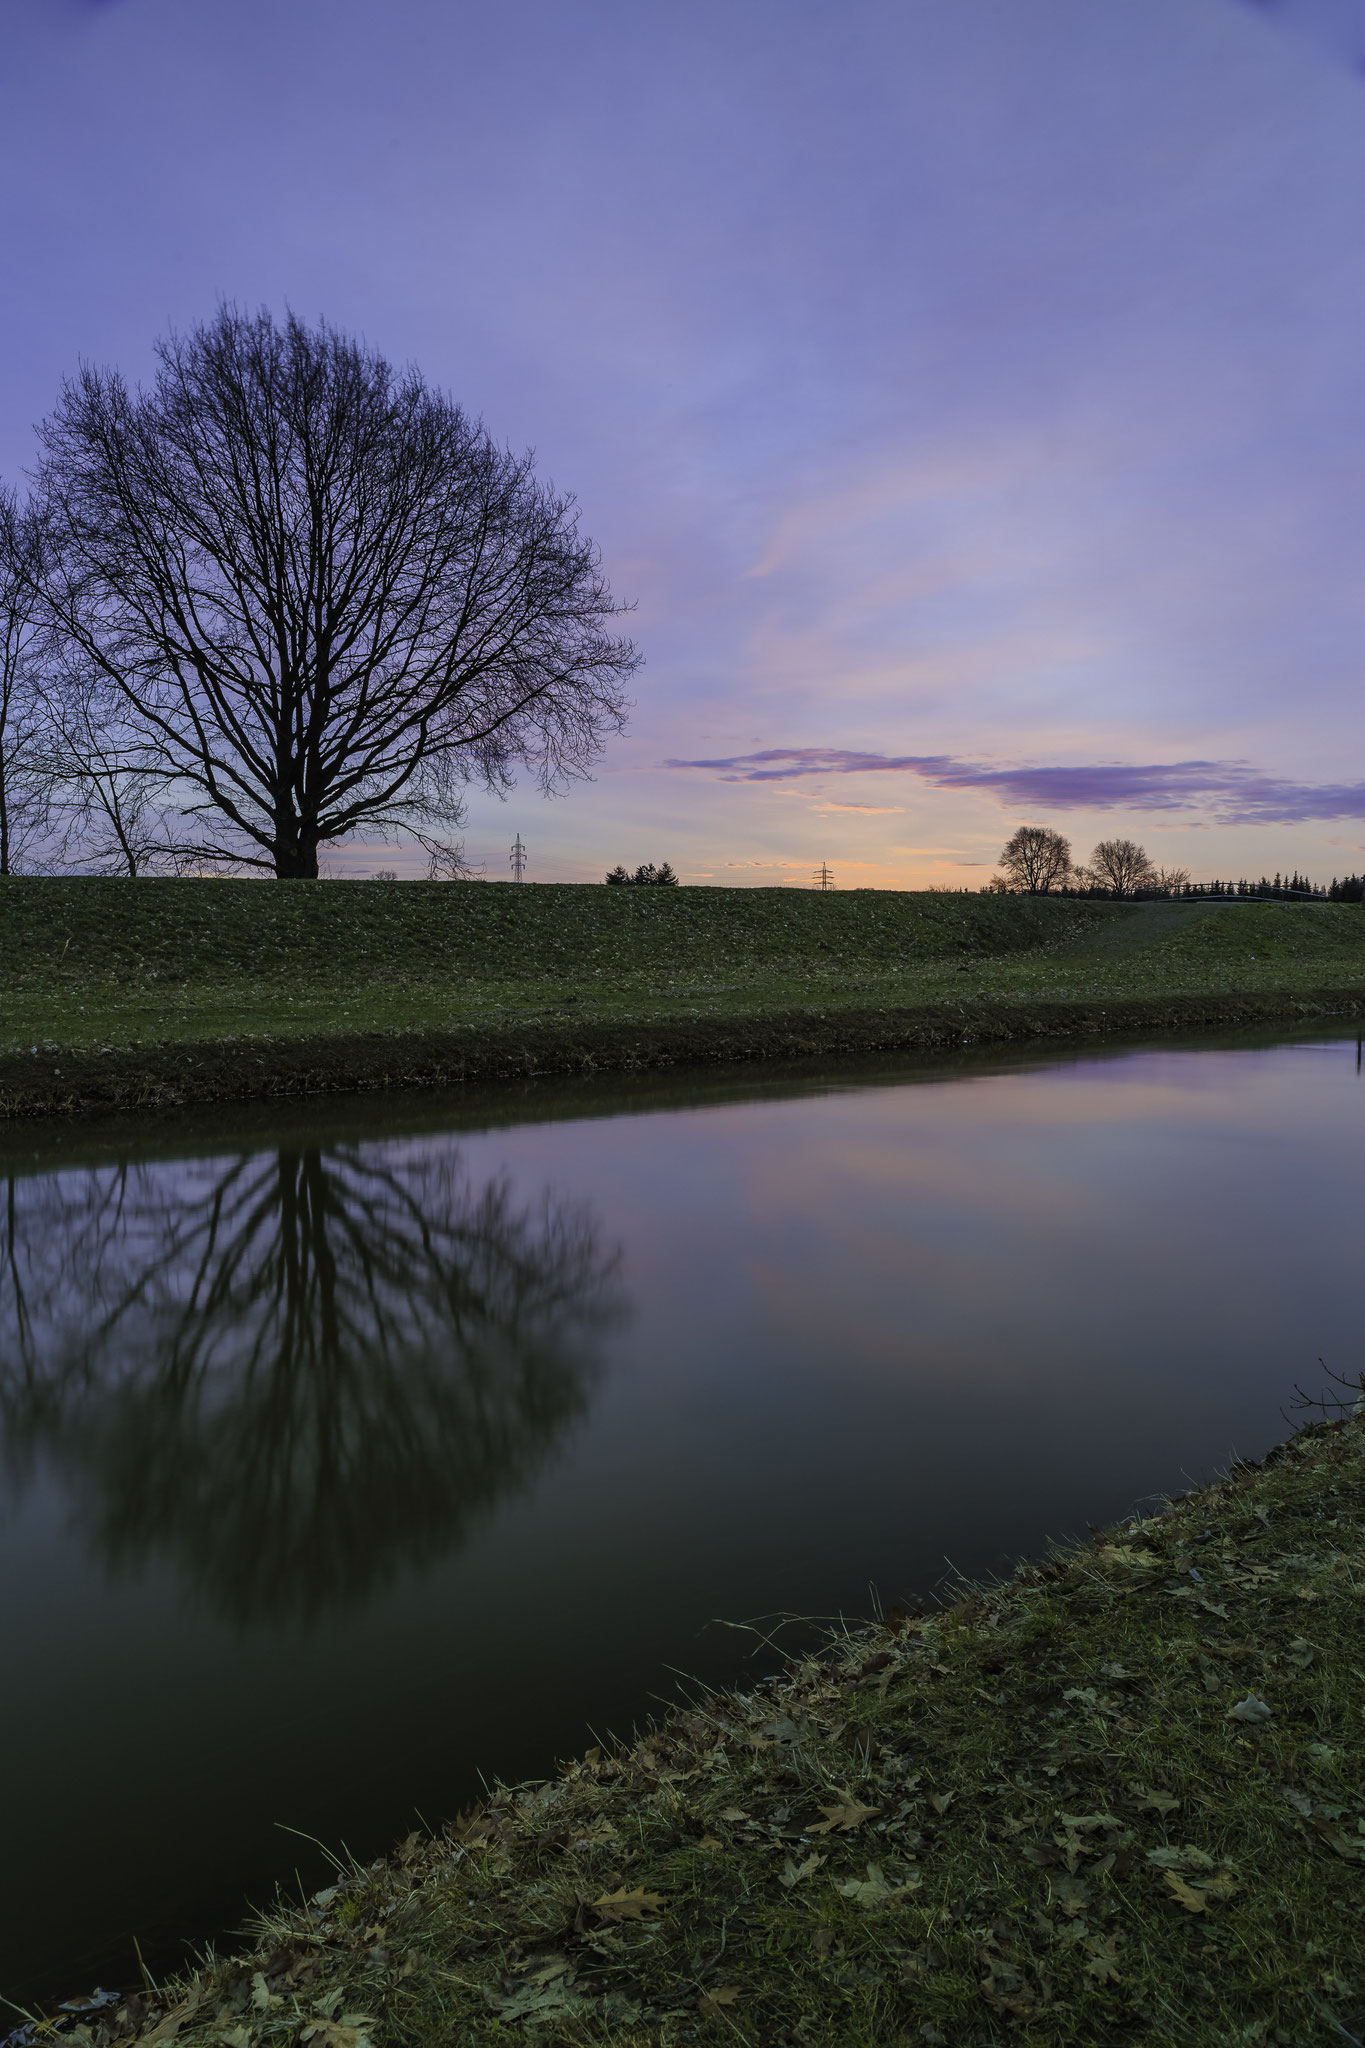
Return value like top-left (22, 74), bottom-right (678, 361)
top-left (2, 1027), bottom-right (1362, 2005)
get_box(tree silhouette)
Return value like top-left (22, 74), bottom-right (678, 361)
top-left (0, 1142), bottom-right (625, 1624)
top-left (34, 308), bottom-right (640, 876)
top-left (996, 825), bottom-right (1072, 894)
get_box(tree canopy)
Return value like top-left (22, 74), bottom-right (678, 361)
top-left (31, 307), bottom-right (640, 877)
top-left (996, 825), bottom-right (1072, 894)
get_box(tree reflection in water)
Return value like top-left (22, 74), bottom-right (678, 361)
top-left (0, 1144), bottom-right (624, 1625)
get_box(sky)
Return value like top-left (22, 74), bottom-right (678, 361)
top-left (3, 0), bottom-right (1365, 887)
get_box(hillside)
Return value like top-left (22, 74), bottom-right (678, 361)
top-left (2, 881), bottom-right (1363, 1118)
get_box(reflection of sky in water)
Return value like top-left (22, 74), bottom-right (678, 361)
top-left (1, 1031), bottom-right (1362, 2003)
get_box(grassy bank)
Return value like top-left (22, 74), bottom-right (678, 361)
top-left (3, 880), bottom-right (1365, 1117)
top-left (31, 1414), bottom-right (1365, 2047)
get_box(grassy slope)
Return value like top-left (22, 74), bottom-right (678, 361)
top-left (3, 881), bottom-right (1365, 1115)
top-left (44, 1416), bottom-right (1365, 2047)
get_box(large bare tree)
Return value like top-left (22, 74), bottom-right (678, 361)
top-left (34, 308), bottom-right (640, 877)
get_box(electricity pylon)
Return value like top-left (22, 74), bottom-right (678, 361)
top-left (813, 861), bottom-right (834, 890)
top-left (510, 834), bottom-right (527, 882)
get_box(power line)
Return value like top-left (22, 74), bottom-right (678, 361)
top-left (510, 834), bottom-right (527, 882)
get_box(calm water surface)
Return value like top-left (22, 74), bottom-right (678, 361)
top-left (3, 1029), bottom-right (1363, 2002)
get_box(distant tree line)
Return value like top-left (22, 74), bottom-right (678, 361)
top-left (0, 307), bottom-right (639, 878)
top-left (990, 828), bottom-right (1355, 902)
top-left (605, 861), bottom-right (678, 886)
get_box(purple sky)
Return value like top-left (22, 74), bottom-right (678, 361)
top-left (4, 0), bottom-right (1365, 886)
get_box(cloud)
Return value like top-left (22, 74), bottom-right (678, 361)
top-left (811, 801), bottom-right (905, 815)
top-left (663, 749), bottom-right (1365, 825)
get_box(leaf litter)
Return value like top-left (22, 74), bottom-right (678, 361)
top-left (19, 1412), bottom-right (1365, 2047)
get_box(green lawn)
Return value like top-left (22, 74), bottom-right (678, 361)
top-left (3, 881), bottom-right (1364, 1114)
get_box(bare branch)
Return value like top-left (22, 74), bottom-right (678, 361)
top-left (34, 307), bottom-right (640, 877)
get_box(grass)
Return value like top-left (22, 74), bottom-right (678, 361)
top-left (29, 1412), bottom-right (1365, 2047)
top-left (3, 880), bottom-right (1365, 1117)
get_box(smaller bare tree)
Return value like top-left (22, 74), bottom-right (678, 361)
top-left (41, 656), bottom-right (180, 875)
top-left (0, 490), bottom-right (58, 874)
top-left (996, 825), bottom-right (1072, 894)
top-left (1078, 838), bottom-right (1157, 897)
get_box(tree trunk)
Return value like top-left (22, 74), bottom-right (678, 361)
top-left (273, 815), bottom-right (320, 878)
top-left (274, 845), bottom-right (321, 879)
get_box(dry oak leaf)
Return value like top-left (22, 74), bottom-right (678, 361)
top-left (1147, 1845), bottom-right (1216, 1873)
top-left (779, 1852), bottom-right (827, 1888)
top-left (1051, 1876), bottom-right (1091, 1918)
top-left (1161, 1868), bottom-right (1239, 1912)
top-left (1083, 1933), bottom-right (1123, 1985)
top-left (838, 1860), bottom-right (918, 1908)
top-left (699, 1987), bottom-right (742, 2011)
top-left (136, 2003), bottom-right (198, 2047)
top-left (810, 1795), bottom-right (882, 1835)
top-left (592, 1886), bottom-right (667, 1923)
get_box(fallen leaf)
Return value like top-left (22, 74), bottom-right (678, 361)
top-left (697, 1836), bottom-right (723, 1851)
top-left (699, 1986), bottom-right (742, 2011)
top-left (1059, 1812), bottom-right (1118, 1833)
top-left (928, 1792), bottom-right (954, 1817)
top-left (1099, 1545), bottom-right (1157, 1570)
top-left (717, 1806), bottom-right (748, 1823)
top-left (1314, 1822), bottom-right (1365, 1863)
top-left (592, 1887), bottom-right (667, 1923)
top-left (1147, 1845), bottom-right (1216, 1872)
top-left (250, 1974), bottom-right (270, 2013)
top-left (1136, 1788), bottom-right (1180, 1818)
top-left (837, 1859), bottom-right (916, 1908)
top-left (1226, 1693), bottom-right (1273, 1724)
top-left (779, 1852), bottom-right (827, 1888)
top-left (1051, 1875), bottom-right (1091, 1917)
top-left (495, 1977), bottom-right (580, 2023)
top-left (811, 1926), bottom-right (836, 1959)
top-left (1283, 1787), bottom-right (1313, 1817)
top-left (810, 1795), bottom-right (882, 1834)
top-left (138, 2002), bottom-right (196, 2047)
top-left (1083, 1933), bottom-right (1123, 1984)
top-left (1163, 1871), bottom-right (1209, 1913)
